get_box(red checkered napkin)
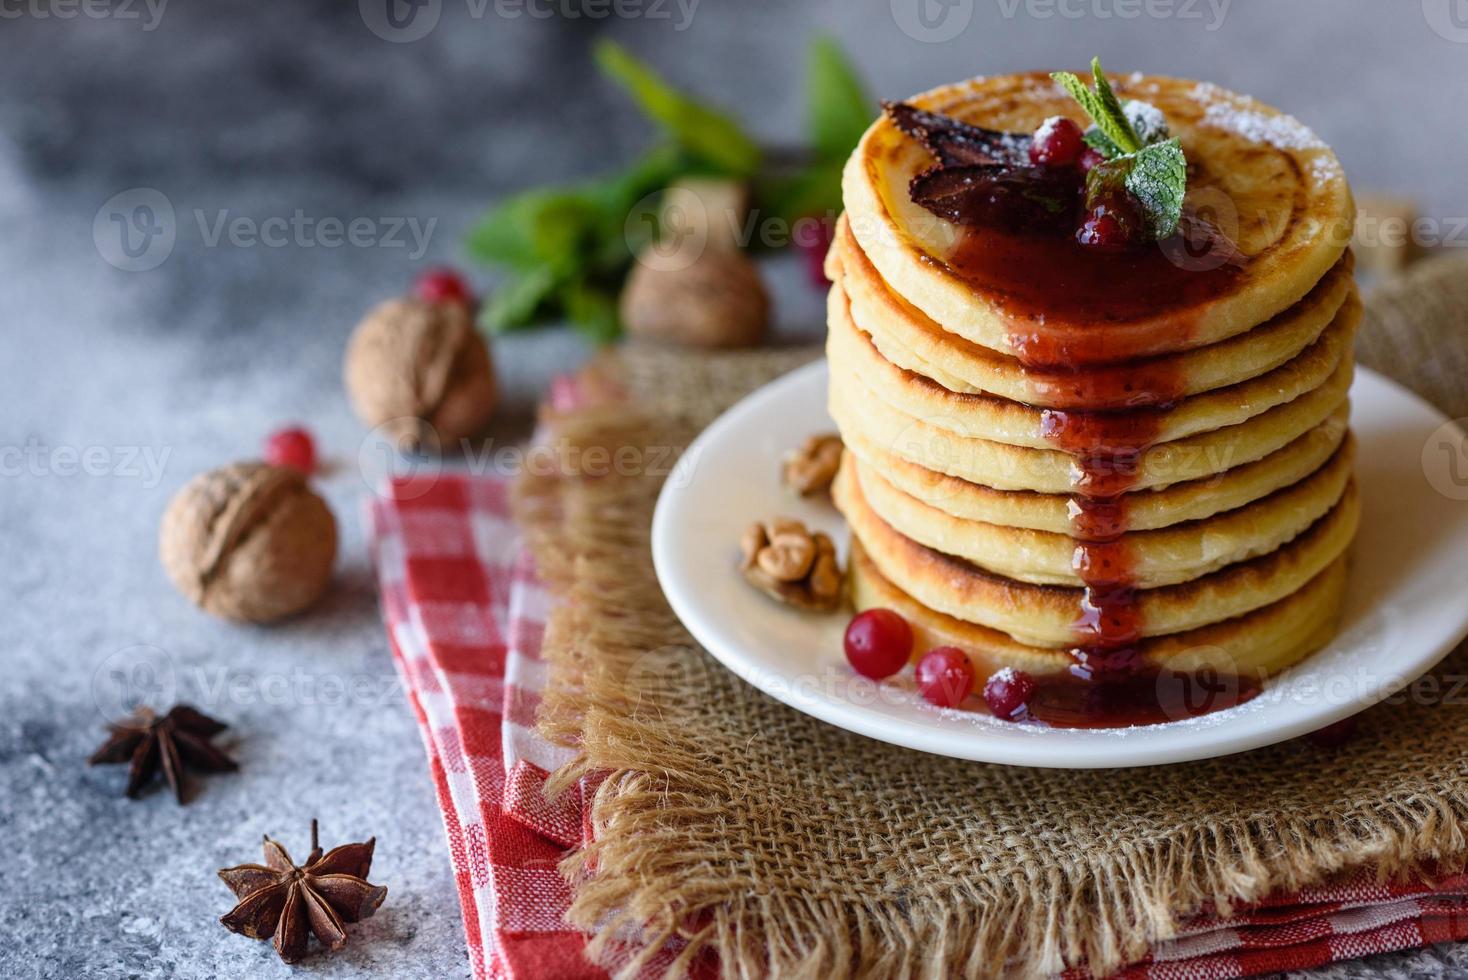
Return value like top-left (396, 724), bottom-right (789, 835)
top-left (367, 471), bottom-right (1467, 980)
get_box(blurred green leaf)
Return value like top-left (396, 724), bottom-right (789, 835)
top-left (759, 159), bottom-right (844, 227)
top-left (481, 266), bottom-right (560, 333)
top-left (562, 279), bottom-right (621, 344)
top-left (466, 189), bottom-right (588, 270)
top-left (807, 36), bottom-right (872, 163)
top-left (595, 39), bottom-right (761, 177)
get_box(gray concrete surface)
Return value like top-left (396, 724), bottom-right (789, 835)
top-left (2, 2), bottom-right (1465, 976)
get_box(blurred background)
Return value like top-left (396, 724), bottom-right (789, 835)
top-left (2, 2), bottom-right (1465, 976)
top-left (4, 0), bottom-right (1465, 417)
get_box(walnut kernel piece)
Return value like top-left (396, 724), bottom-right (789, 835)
top-left (783, 433), bottom-right (843, 496)
top-left (739, 518), bottom-right (843, 612)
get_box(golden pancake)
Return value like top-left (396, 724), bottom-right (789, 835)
top-left (831, 215), bottom-right (1356, 409)
top-left (847, 436), bottom-right (1354, 588)
top-left (834, 464), bottom-right (1360, 648)
top-left (848, 540), bottom-right (1349, 681)
top-left (843, 73), bottom-right (1354, 366)
top-left (841, 406), bottom-right (1350, 535)
top-left (828, 280), bottom-right (1359, 452)
top-left (830, 356), bottom-right (1353, 494)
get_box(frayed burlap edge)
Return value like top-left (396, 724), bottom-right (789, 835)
top-left (514, 262), bottom-right (1468, 979)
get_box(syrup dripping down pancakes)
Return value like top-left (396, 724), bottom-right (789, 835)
top-left (827, 73), bottom-right (1359, 726)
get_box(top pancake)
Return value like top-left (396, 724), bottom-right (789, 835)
top-left (843, 73), bottom-right (1354, 367)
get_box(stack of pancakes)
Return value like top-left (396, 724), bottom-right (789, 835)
top-left (827, 73), bottom-right (1359, 686)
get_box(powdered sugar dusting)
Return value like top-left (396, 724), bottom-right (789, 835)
top-left (1190, 81), bottom-right (1325, 151)
top-left (1034, 116), bottom-right (1067, 144)
top-left (1124, 99), bottom-right (1170, 144)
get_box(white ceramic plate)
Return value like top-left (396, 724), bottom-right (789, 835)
top-left (652, 360), bottom-right (1468, 768)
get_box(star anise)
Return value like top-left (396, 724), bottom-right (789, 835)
top-left (219, 820), bottom-right (388, 964)
top-left (88, 704), bottom-right (238, 803)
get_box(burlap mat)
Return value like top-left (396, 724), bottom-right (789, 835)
top-left (514, 254), bottom-right (1468, 979)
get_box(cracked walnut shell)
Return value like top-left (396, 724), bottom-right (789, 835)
top-left (344, 297), bottom-right (497, 449)
top-left (160, 462), bottom-right (338, 623)
top-left (783, 433), bottom-right (842, 496)
top-left (739, 518), bottom-right (842, 612)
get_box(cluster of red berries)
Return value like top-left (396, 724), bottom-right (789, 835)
top-left (842, 608), bottom-right (1037, 719)
top-left (1026, 116), bottom-right (1137, 250)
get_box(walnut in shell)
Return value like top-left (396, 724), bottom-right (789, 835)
top-left (783, 433), bottom-right (843, 496)
top-left (659, 178), bottom-right (749, 254)
top-left (344, 297), bottom-right (497, 449)
top-left (620, 246), bottom-right (770, 349)
top-left (160, 462), bottom-right (338, 623)
top-left (739, 518), bottom-right (842, 612)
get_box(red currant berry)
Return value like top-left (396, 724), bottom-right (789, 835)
top-left (1305, 714), bottom-right (1359, 749)
top-left (1077, 204), bottom-right (1136, 250)
top-left (1078, 147), bottom-right (1106, 173)
top-left (415, 267), bottom-right (474, 308)
top-left (1028, 116), bottom-right (1084, 167)
top-left (983, 668), bottom-right (1036, 721)
top-left (915, 647), bottom-right (975, 708)
top-left (843, 609), bottom-right (913, 680)
top-left (265, 426), bottom-right (317, 475)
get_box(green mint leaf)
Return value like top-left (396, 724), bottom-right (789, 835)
top-left (1051, 58), bottom-right (1141, 157)
top-left (595, 40), bottom-right (761, 177)
top-left (466, 188), bottom-right (614, 273)
top-left (1083, 101), bottom-right (1168, 158)
top-left (481, 266), bottom-right (560, 333)
top-left (1089, 58), bottom-right (1141, 152)
top-left (562, 279), bottom-right (621, 344)
top-left (1124, 138), bottom-right (1186, 239)
top-left (1083, 126), bottom-right (1122, 158)
top-left (807, 36), bottom-right (872, 163)
top-left (1086, 138), bottom-right (1187, 241)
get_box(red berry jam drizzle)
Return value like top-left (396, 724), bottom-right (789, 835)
top-left (946, 227), bottom-right (1241, 367)
top-left (946, 226), bottom-right (1260, 728)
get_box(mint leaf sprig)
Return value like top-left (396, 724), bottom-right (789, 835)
top-left (1052, 58), bottom-right (1143, 157)
top-left (1051, 58), bottom-right (1187, 241)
